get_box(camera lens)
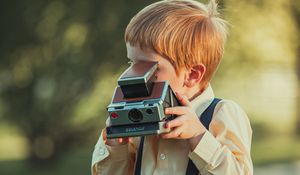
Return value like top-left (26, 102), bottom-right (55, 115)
top-left (128, 108), bottom-right (143, 122)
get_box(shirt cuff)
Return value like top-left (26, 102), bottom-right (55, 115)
top-left (91, 129), bottom-right (129, 167)
top-left (188, 131), bottom-right (221, 167)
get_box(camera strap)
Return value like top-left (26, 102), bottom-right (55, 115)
top-left (134, 98), bottom-right (222, 175)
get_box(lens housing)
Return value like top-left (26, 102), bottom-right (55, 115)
top-left (128, 108), bottom-right (143, 122)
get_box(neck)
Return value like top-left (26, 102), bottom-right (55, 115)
top-left (187, 83), bottom-right (209, 101)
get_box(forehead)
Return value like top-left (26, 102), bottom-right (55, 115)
top-left (126, 43), bottom-right (159, 62)
top-left (126, 43), bottom-right (179, 73)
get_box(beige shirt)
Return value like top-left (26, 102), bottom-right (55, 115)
top-left (91, 85), bottom-right (253, 175)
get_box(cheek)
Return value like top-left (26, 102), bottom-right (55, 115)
top-left (159, 71), bottom-right (184, 92)
top-left (168, 75), bottom-right (184, 92)
top-left (153, 62), bottom-right (184, 91)
top-left (155, 68), bottom-right (177, 82)
top-left (154, 68), bottom-right (167, 82)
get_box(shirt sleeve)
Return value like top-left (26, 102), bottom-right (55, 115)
top-left (91, 129), bottom-right (139, 175)
top-left (188, 100), bottom-right (253, 175)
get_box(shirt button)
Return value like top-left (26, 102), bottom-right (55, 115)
top-left (99, 148), bottom-right (105, 155)
top-left (160, 153), bottom-right (166, 160)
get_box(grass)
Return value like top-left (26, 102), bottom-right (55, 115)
top-left (0, 147), bottom-right (93, 175)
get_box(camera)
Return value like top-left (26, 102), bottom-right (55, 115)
top-left (106, 61), bottom-right (180, 139)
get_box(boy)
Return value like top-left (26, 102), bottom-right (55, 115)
top-left (92, 0), bottom-right (253, 174)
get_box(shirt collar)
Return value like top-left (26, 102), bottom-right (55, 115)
top-left (190, 84), bottom-right (215, 116)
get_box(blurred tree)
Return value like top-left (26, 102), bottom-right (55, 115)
top-left (1, 0), bottom-right (297, 167)
top-left (291, 0), bottom-right (300, 135)
top-left (0, 0), bottom-right (156, 164)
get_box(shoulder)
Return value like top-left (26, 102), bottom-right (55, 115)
top-left (213, 99), bottom-right (249, 122)
top-left (210, 99), bottom-right (252, 137)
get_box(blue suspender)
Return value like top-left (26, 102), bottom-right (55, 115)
top-left (134, 98), bottom-right (222, 175)
top-left (134, 136), bottom-right (144, 175)
top-left (185, 98), bottom-right (221, 175)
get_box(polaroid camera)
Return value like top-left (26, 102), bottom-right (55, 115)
top-left (106, 61), bottom-right (180, 139)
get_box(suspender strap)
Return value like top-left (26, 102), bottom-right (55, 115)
top-left (134, 136), bottom-right (144, 175)
top-left (134, 98), bottom-right (221, 175)
top-left (185, 98), bottom-right (221, 175)
top-left (200, 98), bottom-right (221, 130)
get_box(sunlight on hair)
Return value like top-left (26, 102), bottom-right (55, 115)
top-left (125, 0), bottom-right (227, 83)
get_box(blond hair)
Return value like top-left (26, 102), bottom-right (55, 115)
top-left (125, 0), bottom-right (227, 84)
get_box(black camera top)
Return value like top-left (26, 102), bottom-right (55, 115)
top-left (118, 61), bottom-right (158, 98)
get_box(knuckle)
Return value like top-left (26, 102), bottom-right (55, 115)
top-left (173, 119), bottom-right (181, 126)
top-left (185, 108), bottom-right (191, 113)
top-left (176, 120), bottom-right (182, 125)
top-left (179, 117), bottom-right (186, 123)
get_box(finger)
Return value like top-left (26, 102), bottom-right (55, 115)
top-left (165, 106), bottom-right (189, 115)
top-left (166, 117), bottom-right (184, 128)
top-left (161, 126), bottom-right (184, 139)
top-left (175, 92), bottom-right (190, 106)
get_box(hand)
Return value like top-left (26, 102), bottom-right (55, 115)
top-left (104, 117), bottom-right (131, 146)
top-left (160, 93), bottom-right (206, 150)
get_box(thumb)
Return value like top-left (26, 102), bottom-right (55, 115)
top-left (175, 92), bottom-right (190, 106)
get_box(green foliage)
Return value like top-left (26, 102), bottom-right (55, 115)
top-left (0, 0), bottom-right (299, 171)
top-left (0, 0), bottom-right (157, 162)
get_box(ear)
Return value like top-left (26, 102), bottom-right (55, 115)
top-left (184, 64), bottom-right (206, 88)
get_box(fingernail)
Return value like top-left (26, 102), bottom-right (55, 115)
top-left (164, 122), bottom-right (168, 128)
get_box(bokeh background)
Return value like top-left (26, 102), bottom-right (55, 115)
top-left (0, 0), bottom-right (299, 174)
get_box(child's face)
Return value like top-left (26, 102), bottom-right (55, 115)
top-left (126, 43), bottom-right (187, 95)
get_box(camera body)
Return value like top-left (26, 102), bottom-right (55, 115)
top-left (106, 61), bottom-right (179, 139)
